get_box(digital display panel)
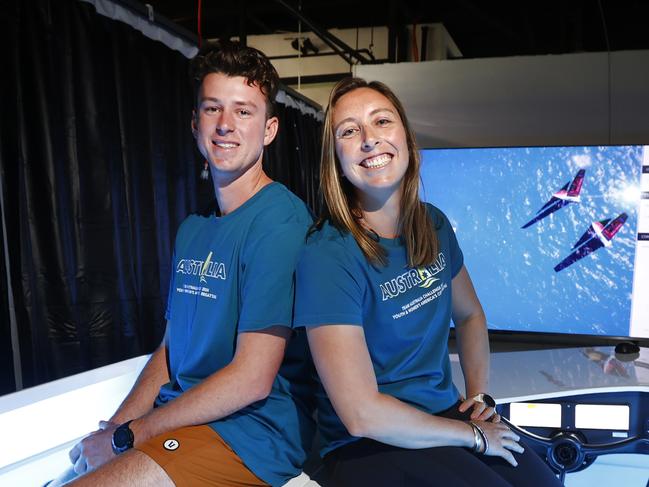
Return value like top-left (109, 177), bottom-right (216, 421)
top-left (509, 402), bottom-right (562, 428)
top-left (575, 404), bottom-right (630, 430)
top-left (421, 145), bottom-right (648, 338)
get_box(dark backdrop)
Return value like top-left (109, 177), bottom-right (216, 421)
top-left (266, 99), bottom-right (322, 214)
top-left (0, 0), bottom-right (321, 392)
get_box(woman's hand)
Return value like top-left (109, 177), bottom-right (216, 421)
top-left (458, 396), bottom-right (500, 422)
top-left (473, 420), bottom-right (523, 467)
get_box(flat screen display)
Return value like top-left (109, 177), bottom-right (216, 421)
top-left (421, 145), bottom-right (649, 338)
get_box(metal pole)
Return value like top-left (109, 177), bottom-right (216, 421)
top-left (0, 162), bottom-right (23, 391)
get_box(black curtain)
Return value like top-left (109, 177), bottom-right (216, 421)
top-left (0, 0), bottom-right (322, 393)
top-left (266, 100), bottom-right (322, 215)
top-left (1, 0), bottom-right (204, 389)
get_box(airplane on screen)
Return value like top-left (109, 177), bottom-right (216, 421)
top-left (554, 212), bottom-right (628, 272)
top-left (522, 169), bottom-right (586, 229)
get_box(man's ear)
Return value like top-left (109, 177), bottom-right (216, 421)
top-left (263, 116), bottom-right (279, 146)
top-left (190, 110), bottom-right (198, 138)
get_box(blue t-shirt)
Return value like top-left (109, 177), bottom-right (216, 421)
top-left (294, 204), bottom-right (463, 456)
top-left (157, 183), bottom-right (316, 487)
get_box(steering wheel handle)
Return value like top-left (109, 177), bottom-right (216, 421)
top-left (501, 416), bottom-right (649, 474)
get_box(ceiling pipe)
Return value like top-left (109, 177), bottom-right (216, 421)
top-left (273, 0), bottom-right (375, 65)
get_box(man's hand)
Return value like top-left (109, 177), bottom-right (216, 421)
top-left (68, 421), bottom-right (118, 474)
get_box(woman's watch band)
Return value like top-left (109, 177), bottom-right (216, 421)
top-left (471, 393), bottom-right (496, 408)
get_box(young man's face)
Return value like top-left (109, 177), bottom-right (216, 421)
top-left (192, 73), bottom-right (278, 184)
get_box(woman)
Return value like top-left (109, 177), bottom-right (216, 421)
top-left (294, 78), bottom-right (561, 486)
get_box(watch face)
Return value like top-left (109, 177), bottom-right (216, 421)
top-left (114, 428), bottom-right (130, 447)
top-left (112, 422), bottom-right (134, 453)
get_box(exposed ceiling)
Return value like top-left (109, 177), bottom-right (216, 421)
top-left (140, 0), bottom-right (649, 59)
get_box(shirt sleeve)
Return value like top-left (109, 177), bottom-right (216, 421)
top-left (237, 221), bottom-right (307, 332)
top-left (294, 242), bottom-right (364, 327)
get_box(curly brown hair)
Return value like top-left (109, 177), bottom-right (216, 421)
top-left (190, 39), bottom-right (279, 118)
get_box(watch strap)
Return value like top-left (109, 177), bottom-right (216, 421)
top-left (472, 393), bottom-right (496, 408)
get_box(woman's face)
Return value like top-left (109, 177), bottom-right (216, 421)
top-left (332, 87), bottom-right (409, 200)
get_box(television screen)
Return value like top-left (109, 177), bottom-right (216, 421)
top-left (420, 145), bottom-right (649, 339)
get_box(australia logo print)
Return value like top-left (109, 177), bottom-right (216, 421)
top-left (176, 251), bottom-right (226, 282)
top-left (379, 252), bottom-right (446, 301)
top-left (200, 251), bottom-right (213, 283)
top-left (417, 267), bottom-right (439, 288)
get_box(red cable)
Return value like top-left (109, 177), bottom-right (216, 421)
top-left (197, 0), bottom-right (203, 47)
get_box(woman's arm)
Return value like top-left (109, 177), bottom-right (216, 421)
top-left (451, 266), bottom-right (494, 421)
top-left (307, 324), bottom-right (474, 448)
top-left (307, 324), bottom-right (522, 465)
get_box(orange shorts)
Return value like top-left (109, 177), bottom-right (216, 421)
top-left (136, 424), bottom-right (269, 486)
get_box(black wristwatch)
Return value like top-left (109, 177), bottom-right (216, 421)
top-left (112, 420), bottom-right (135, 455)
top-left (471, 393), bottom-right (496, 408)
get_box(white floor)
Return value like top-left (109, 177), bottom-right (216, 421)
top-left (1, 355), bottom-right (647, 487)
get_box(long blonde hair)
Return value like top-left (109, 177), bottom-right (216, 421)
top-left (317, 77), bottom-right (438, 267)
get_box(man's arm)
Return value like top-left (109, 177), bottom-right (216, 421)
top-left (110, 326), bottom-right (170, 424)
top-left (69, 323), bottom-right (170, 473)
top-left (72, 324), bottom-right (289, 473)
top-left (128, 325), bottom-right (290, 446)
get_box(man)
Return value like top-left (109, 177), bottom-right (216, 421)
top-left (59, 40), bottom-right (315, 487)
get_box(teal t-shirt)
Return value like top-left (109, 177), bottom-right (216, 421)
top-left (294, 204), bottom-right (463, 456)
top-left (157, 183), bottom-right (316, 487)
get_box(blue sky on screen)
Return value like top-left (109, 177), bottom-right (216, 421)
top-left (421, 146), bottom-right (643, 337)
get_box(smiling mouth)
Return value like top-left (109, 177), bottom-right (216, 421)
top-left (361, 153), bottom-right (392, 169)
top-left (212, 141), bottom-right (239, 149)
